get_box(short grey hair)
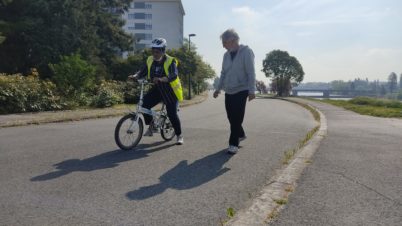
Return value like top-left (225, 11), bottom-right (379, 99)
top-left (220, 29), bottom-right (240, 42)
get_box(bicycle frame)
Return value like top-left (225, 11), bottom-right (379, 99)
top-left (114, 78), bottom-right (176, 150)
top-left (132, 79), bottom-right (166, 126)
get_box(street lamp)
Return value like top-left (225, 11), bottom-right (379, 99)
top-left (188, 33), bottom-right (196, 99)
top-left (188, 34), bottom-right (196, 97)
top-left (188, 33), bottom-right (196, 51)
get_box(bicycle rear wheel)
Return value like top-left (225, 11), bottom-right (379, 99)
top-left (160, 116), bottom-right (175, 141)
top-left (115, 114), bottom-right (143, 150)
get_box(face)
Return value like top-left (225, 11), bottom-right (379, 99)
top-left (222, 39), bottom-right (238, 51)
top-left (152, 48), bottom-right (164, 61)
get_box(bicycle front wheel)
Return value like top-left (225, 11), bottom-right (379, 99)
top-left (160, 116), bottom-right (175, 141)
top-left (115, 114), bottom-right (143, 150)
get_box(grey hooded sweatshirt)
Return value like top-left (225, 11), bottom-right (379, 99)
top-left (216, 44), bottom-right (256, 95)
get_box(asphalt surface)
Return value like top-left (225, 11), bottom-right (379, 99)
top-left (0, 94), bottom-right (316, 226)
top-left (271, 99), bottom-right (402, 226)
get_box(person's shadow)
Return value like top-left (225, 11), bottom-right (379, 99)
top-left (30, 141), bottom-right (176, 182)
top-left (126, 149), bottom-right (233, 200)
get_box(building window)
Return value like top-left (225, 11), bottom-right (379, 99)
top-left (128, 14), bottom-right (135, 19)
top-left (128, 13), bottom-right (151, 20)
top-left (145, 3), bottom-right (152, 9)
top-left (135, 43), bottom-right (146, 50)
top-left (145, 24), bottom-right (152, 30)
top-left (135, 23), bottom-right (145, 30)
top-left (135, 33), bottom-right (153, 40)
top-left (134, 2), bottom-right (145, 9)
top-left (134, 13), bottom-right (145, 19)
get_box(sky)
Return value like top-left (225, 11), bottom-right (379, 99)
top-left (181, 0), bottom-right (402, 83)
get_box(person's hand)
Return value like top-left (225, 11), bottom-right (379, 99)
top-left (248, 93), bottom-right (256, 101)
top-left (128, 74), bottom-right (137, 80)
top-left (128, 72), bottom-right (139, 80)
top-left (153, 77), bottom-right (168, 84)
top-left (213, 90), bottom-right (220, 98)
top-left (152, 77), bottom-right (160, 84)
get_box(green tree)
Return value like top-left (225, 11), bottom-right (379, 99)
top-left (256, 80), bottom-right (267, 94)
top-left (399, 73), bottom-right (402, 90)
top-left (49, 53), bottom-right (96, 99)
top-left (262, 50), bottom-right (304, 96)
top-left (0, 0), bottom-right (132, 78)
top-left (0, 0), bottom-right (13, 40)
top-left (388, 72), bottom-right (397, 93)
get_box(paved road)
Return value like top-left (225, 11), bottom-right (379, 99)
top-left (272, 100), bottom-right (402, 226)
top-left (0, 95), bottom-right (316, 226)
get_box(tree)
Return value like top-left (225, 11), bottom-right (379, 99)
top-left (49, 53), bottom-right (96, 98)
top-left (0, 0), bottom-right (133, 78)
top-left (399, 73), bottom-right (402, 90)
top-left (388, 72), bottom-right (398, 93)
top-left (256, 80), bottom-right (267, 94)
top-left (262, 50), bottom-right (304, 96)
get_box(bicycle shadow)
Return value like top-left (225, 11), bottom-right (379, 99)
top-left (126, 149), bottom-right (233, 200)
top-left (30, 141), bottom-right (176, 182)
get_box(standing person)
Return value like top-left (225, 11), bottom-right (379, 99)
top-left (213, 29), bottom-right (256, 154)
top-left (129, 38), bottom-right (184, 145)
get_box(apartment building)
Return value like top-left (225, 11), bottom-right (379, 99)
top-left (122, 0), bottom-right (185, 53)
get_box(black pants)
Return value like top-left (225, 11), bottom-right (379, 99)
top-left (225, 90), bottom-right (248, 147)
top-left (142, 87), bottom-right (181, 136)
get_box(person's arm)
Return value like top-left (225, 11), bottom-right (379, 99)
top-left (137, 64), bottom-right (148, 79)
top-left (154, 59), bottom-right (178, 83)
top-left (166, 60), bottom-right (178, 82)
top-left (128, 63), bottom-right (147, 80)
top-left (214, 55), bottom-right (227, 98)
top-left (244, 47), bottom-right (256, 101)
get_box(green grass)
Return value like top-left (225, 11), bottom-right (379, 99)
top-left (320, 97), bottom-right (402, 118)
top-left (274, 198), bottom-right (288, 205)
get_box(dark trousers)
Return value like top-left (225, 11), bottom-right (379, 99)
top-left (225, 90), bottom-right (248, 147)
top-left (142, 87), bottom-right (181, 135)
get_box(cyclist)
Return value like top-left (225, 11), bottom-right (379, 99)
top-left (129, 38), bottom-right (184, 145)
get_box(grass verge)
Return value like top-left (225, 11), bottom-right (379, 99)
top-left (280, 98), bottom-right (321, 165)
top-left (319, 97), bottom-right (402, 118)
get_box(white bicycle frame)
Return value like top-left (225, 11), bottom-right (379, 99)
top-left (128, 79), bottom-right (166, 132)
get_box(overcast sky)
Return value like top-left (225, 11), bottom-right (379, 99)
top-left (181, 0), bottom-right (402, 83)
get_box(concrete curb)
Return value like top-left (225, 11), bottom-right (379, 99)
top-left (0, 93), bottom-right (208, 128)
top-left (227, 101), bottom-right (327, 226)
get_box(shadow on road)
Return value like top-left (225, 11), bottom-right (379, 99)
top-left (30, 141), bottom-right (176, 182)
top-left (126, 149), bottom-right (233, 200)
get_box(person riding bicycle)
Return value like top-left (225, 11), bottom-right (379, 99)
top-left (129, 38), bottom-right (184, 145)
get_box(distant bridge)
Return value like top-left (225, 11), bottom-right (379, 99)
top-left (291, 88), bottom-right (376, 98)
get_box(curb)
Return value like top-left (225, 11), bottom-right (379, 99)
top-left (227, 100), bottom-right (327, 225)
top-left (0, 93), bottom-right (208, 128)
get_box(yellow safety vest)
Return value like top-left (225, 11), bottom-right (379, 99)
top-left (146, 54), bottom-right (183, 101)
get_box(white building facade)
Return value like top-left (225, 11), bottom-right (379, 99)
top-left (122, 0), bottom-right (185, 52)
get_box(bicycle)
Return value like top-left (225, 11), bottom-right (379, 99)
top-left (114, 78), bottom-right (176, 150)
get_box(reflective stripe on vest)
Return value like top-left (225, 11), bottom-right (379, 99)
top-left (146, 54), bottom-right (183, 101)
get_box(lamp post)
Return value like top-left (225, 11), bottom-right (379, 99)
top-left (188, 33), bottom-right (196, 99)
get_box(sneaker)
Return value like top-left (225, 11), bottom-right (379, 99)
top-left (227, 145), bottom-right (238, 154)
top-left (143, 127), bottom-right (154, 137)
top-left (239, 136), bottom-right (247, 142)
top-left (176, 135), bottom-right (184, 145)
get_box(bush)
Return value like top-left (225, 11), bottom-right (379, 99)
top-left (397, 90), bottom-right (402, 100)
top-left (0, 70), bottom-right (62, 114)
top-left (91, 80), bottom-right (125, 108)
top-left (349, 96), bottom-right (402, 108)
top-left (49, 53), bottom-right (96, 98)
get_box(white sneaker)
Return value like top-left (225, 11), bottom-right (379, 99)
top-left (227, 145), bottom-right (238, 154)
top-left (239, 136), bottom-right (247, 142)
top-left (143, 127), bottom-right (153, 137)
top-left (176, 135), bottom-right (184, 145)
